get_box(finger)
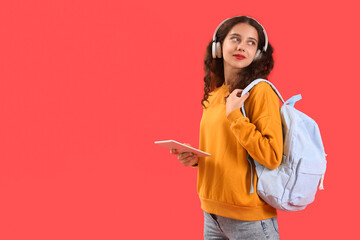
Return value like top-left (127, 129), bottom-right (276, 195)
top-left (237, 89), bottom-right (244, 94)
top-left (183, 159), bottom-right (193, 166)
top-left (236, 90), bottom-right (244, 97)
top-left (178, 152), bottom-right (191, 159)
top-left (182, 157), bottom-right (197, 166)
top-left (178, 152), bottom-right (195, 160)
top-left (184, 154), bottom-right (197, 162)
top-left (170, 148), bottom-right (179, 155)
top-left (184, 153), bottom-right (196, 159)
top-left (235, 91), bottom-right (249, 99)
top-left (187, 157), bottom-right (199, 166)
top-left (230, 89), bottom-right (242, 96)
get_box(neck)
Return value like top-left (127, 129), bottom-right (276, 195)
top-left (224, 62), bottom-right (241, 85)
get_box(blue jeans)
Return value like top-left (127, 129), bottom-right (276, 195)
top-left (203, 211), bottom-right (280, 240)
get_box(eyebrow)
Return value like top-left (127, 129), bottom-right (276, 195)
top-left (229, 33), bottom-right (258, 42)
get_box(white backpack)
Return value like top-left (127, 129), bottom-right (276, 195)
top-left (241, 79), bottom-right (327, 211)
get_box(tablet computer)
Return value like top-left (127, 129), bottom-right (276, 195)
top-left (154, 140), bottom-right (211, 157)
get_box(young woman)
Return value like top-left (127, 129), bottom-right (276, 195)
top-left (171, 16), bottom-right (283, 240)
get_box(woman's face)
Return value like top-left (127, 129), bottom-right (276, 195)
top-left (222, 23), bottom-right (259, 71)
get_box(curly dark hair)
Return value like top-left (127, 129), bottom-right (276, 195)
top-left (201, 16), bottom-right (274, 108)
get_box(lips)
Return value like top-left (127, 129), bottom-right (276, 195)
top-left (234, 54), bottom-right (245, 60)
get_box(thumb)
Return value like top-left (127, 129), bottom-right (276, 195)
top-left (240, 92), bottom-right (250, 100)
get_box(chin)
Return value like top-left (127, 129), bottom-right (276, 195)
top-left (235, 63), bottom-right (251, 69)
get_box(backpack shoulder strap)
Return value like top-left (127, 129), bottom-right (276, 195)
top-left (240, 78), bottom-right (285, 117)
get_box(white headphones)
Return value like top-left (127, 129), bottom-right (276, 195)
top-left (211, 16), bottom-right (269, 60)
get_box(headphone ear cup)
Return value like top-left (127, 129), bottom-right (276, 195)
top-left (216, 42), bottom-right (222, 58)
top-left (254, 49), bottom-right (261, 60)
top-left (212, 42), bottom-right (217, 59)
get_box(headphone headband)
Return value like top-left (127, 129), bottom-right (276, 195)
top-left (212, 16), bottom-right (269, 59)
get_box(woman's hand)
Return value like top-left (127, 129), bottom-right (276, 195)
top-left (170, 143), bottom-right (199, 167)
top-left (226, 89), bottom-right (250, 117)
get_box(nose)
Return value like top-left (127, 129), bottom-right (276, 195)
top-left (236, 41), bottom-right (245, 51)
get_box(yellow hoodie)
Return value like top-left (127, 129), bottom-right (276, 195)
top-left (197, 81), bottom-right (283, 221)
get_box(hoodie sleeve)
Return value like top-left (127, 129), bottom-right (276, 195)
top-left (226, 82), bottom-right (283, 170)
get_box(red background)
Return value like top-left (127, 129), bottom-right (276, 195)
top-left (0, 0), bottom-right (358, 239)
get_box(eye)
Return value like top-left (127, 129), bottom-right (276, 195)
top-left (248, 41), bottom-right (256, 46)
top-left (230, 37), bottom-right (240, 42)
